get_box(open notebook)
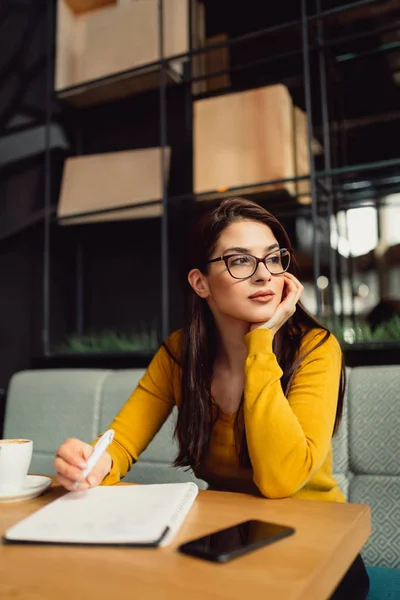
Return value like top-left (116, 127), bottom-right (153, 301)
top-left (4, 482), bottom-right (199, 547)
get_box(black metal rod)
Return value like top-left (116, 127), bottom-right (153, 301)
top-left (75, 117), bottom-right (84, 336)
top-left (76, 241), bottom-right (84, 336)
top-left (310, 0), bottom-right (382, 20)
top-left (316, 177), bottom-right (331, 196)
top-left (317, 0), bottom-right (337, 328)
top-left (159, 0), bottom-right (169, 341)
top-left (344, 209), bottom-right (356, 325)
top-left (323, 157), bottom-right (400, 177)
top-left (334, 211), bottom-right (345, 328)
top-left (301, 0), bottom-right (321, 316)
top-left (57, 199), bottom-right (163, 222)
top-left (185, 0), bottom-right (194, 193)
top-left (323, 19), bottom-right (400, 48)
top-left (336, 195), bottom-right (400, 210)
top-left (55, 153), bottom-right (400, 222)
top-left (336, 41), bottom-right (400, 63)
top-left (43, 0), bottom-right (52, 356)
top-left (189, 47), bottom-right (302, 85)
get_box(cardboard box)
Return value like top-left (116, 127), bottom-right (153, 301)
top-left (190, 1), bottom-right (229, 96)
top-left (64, 0), bottom-right (116, 14)
top-left (194, 84), bottom-right (319, 203)
top-left (56, 0), bottom-right (198, 106)
top-left (57, 148), bottom-right (171, 224)
top-left (192, 33), bottom-right (230, 96)
top-left (194, 84), bottom-right (296, 199)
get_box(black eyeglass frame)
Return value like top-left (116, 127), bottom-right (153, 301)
top-left (207, 248), bottom-right (292, 280)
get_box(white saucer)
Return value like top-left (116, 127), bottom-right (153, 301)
top-left (0, 475), bottom-right (52, 503)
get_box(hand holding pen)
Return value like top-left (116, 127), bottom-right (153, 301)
top-left (54, 430), bottom-right (114, 492)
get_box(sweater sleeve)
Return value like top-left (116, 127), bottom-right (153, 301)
top-left (99, 333), bottom-right (179, 485)
top-left (243, 328), bottom-right (342, 499)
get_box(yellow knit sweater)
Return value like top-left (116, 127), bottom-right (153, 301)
top-left (101, 328), bottom-right (345, 503)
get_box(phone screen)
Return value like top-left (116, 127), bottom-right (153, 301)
top-left (178, 519), bottom-right (295, 562)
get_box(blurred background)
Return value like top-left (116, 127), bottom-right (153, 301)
top-left (1, 0), bottom-right (400, 433)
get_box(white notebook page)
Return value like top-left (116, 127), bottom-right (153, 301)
top-left (5, 483), bottom-right (199, 546)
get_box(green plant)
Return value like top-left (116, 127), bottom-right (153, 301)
top-left (55, 322), bottom-right (158, 354)
top-left (328, 315), bottom-right (400, 344)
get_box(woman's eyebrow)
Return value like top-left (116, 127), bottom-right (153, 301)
top-left (223, 246), bottom-right (250, 254)
top-left (222, 243), bottom-right (279, 255)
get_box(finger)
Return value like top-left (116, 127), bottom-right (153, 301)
top-left (81, 444), bottom-right (95, 461)
top-left (284, 273), bottom-right (303, 291)
top-left (54, 456), bottom-right (87, 483)
top-left (83, 465), bottom-right (105, 487)
top-left (284, 276), bottom-right (303, 302)
top-left (276, 291), bottom-right (298, 321)
top-left (284, 275), bottom-right (304, 299)
top-left (55, 439), bottom-right (92, 468)
top-left (282, 280), bottom-right (298, 304)
top-left (293, 279), bottom-right (304, 303)
top-left (84, 453), bottom-right (112, 487)
top-left (284, 272), bottom-right (302, 285)
top-left (56, 472), bottom-right (90, 492)
top-left (295, 286), bottom-right (304, 304)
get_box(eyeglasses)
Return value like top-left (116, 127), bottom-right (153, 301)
top-left (207, 248), bottom-right (292, 280)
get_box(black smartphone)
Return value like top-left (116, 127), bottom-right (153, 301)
top-left (178, 519), bottom-right (295, 563)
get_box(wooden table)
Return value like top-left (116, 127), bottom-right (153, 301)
top-left (0, 481), bottom-right (371, 600)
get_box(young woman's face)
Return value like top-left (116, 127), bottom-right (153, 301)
top-left (205, 220), bottom-right (286, 325)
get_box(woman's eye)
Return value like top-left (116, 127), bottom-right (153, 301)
top-left (231, 255), bottom-right (251, 265)
top-left (266, 255), bottom-right (280, 264)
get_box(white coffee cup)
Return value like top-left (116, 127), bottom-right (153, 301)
top-left (0, 439), bottom-right (33, 493)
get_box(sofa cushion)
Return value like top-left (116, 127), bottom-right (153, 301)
top-left (332, 371), bottom-right (350, 487)
top-left (128, 461), bottom-right (207, 488)
top-left (348, 366), bottom-right (400, 475)
top-left (332, 386), bottom-right (349, 476)
top-left (366, 566), bottom-right (400, 600)
top-left (98, 369), bottom-right (146, 435)
top-left (332, 369), bottom-right (350, 501)
top-left (350, 475), bottom-right (400, 569)
top-left (99, 370), bottom-right (178, 462)
top-left (29, 453), bottom-right (57, 477)
top-left (4, 369), bottom-right (111, 458)
top-left (333, 473), bottom-right (350, 501)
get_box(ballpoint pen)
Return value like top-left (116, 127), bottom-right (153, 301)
top-left (74, 429), bottom-right (114, 487)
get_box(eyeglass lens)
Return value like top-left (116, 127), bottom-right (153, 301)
top-left (227, 249), bottom-right (290, 279)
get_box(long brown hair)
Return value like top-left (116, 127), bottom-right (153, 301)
top-left (174, 198), bottom-right (345, 470)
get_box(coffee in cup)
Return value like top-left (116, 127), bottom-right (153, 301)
top-left (0, 439), bottom-right (33, 493)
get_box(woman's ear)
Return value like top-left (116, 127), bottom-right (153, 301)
top-left (188, 269), bottom-right (210, 298)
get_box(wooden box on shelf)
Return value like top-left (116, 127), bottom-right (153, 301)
top-left (57, 147), bottom-right (171, 224)
top-left (55, 0), bottom-right (201, 106)
top-left (193, 84), bottom-right (318, 204)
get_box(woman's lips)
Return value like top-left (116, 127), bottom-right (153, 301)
top-left (248, 291), bottom-right (275, 303)
top-left (249, 295), bottom-right (275, 303)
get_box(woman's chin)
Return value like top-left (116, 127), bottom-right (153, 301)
top-left (245, 306), bottom-right (277, 323)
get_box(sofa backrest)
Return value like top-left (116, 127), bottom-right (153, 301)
top-left (4, 364), bottom-right (400, 568)
top-left (332, 368), bottom-right (350, 500)
top-left (3, 368), bottom-right (206, 489)
top-left (346, 366), bottom-right (400, 569)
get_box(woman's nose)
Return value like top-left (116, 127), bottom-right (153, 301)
top-left (253, 261), bottom-right (272, 282)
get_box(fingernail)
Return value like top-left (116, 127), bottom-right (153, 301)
top-left (78, 461), bottom-right (87, 469)
top-left (72, 481), bottom-right (80, 489)
top-left (88, 476), bottom-right (97, 486)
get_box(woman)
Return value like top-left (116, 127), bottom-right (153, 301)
top-left (55, 197), bottom-right (369, 598)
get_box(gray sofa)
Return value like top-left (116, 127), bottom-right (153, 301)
top-left (4, 365), bottom-right (400, 578)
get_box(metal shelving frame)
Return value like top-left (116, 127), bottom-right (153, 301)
top-left (41, 0), bottom-right (400, 353)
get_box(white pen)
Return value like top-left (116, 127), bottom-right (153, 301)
top-left (78, 429), bottom-right (115, 484)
